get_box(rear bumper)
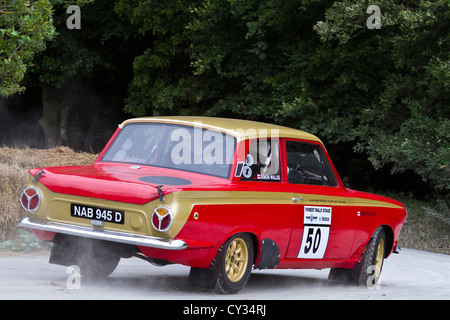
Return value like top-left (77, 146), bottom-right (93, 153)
top-left (18, 217), bottom-right (188, 250)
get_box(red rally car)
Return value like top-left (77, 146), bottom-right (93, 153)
top-left (19, 117), bottom-right (407, 294)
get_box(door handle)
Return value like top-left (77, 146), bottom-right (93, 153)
top-left (292, 196), bottom-right (304, 202)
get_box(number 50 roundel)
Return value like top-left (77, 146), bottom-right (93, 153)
top-left (298, 206), bottom-right (332, 259)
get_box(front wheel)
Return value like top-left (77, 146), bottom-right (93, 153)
top-left (215, 233), bottom-right (254, 294)
top-left (329, 226), bottom-right (386, 287)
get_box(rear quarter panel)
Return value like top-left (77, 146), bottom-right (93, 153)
top-left (175, 189), bottom-right (293, 256)
top-left (139, 188), bottom-right (294, 268)
top-left (349, 191), bottom-right (407, 261)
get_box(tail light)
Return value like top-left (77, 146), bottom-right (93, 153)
top-left (151, 206), bottom-right (173, 232)
top-left (21, 187), bottom-right (41, 212)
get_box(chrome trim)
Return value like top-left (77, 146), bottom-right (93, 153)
top-left (18, 217), bottom-right (188, 250)
top-left (292, 196), bottom-right (304, 202)
top-left (90, 219), bottom-right (104, 227)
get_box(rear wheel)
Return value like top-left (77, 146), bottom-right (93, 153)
top-left (215, 233), bottom-right (254, 294)
top-left (188, 233), bottom-right (254, 294)
top-left (71, 238), bottom-right (121, 279)
top-left (76, 246), bottom-right (120, 279)
top-left (50, 235), bottom-right (136, 279)
top-left (329, 227), bottom-right (386, 286)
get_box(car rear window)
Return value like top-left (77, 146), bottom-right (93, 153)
top-left (101, 123), bottom-right (236, 179)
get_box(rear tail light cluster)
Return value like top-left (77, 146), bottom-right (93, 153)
top-left (151, 206), bottom-right (173, 232)
top-left (21, 187), bottom-right (42, 212)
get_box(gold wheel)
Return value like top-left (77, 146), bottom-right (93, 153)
top-left (225, 237), bottom-right (249, 283)
top-left (375, 238), bottom-right (384, 277)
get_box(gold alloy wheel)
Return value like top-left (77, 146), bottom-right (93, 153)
top-left (225, 237), bottom-right (249, 282)
top-left (375, 238), bottom-right (385, 277)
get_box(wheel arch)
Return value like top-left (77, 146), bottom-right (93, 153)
top-left (249, 233), bottom-right (260, 265)
top-left (229, 232), bottom-right (281, 269)
top-left (220, 229), bottom-right (261, 265)
top-left (380, 224), bottom-right (394, 258)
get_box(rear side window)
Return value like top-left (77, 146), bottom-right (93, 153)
top-left (286, 141), bottom-right (338, 187)
top-left (239, 139), bottom-right (281, 182)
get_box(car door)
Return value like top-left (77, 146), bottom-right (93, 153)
top-left (284, 139), bottom-right (357, 260)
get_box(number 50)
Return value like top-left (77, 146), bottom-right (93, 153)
top-left (304, 227), bottom-right (321, 254)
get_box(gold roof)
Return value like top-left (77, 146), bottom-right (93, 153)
top-left (119, 116), bottom-right (322, 143)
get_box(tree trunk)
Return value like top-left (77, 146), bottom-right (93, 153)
top-left (40, 84), bottom-right (70, 148)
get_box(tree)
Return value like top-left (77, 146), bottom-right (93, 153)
top-left (115, 0), bottom-right (203, 116)
top-left (122, 0), bottom-right (363, 144)
top-left (315, 0), bottom-right (449, 191)
top-left (0, 0), bottom-right (55, 97)
top-left (27, 0), bottom-right (146, 150)
top-left (15, 0), bottom-right (442, 192)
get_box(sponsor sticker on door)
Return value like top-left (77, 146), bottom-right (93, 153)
top-left (298, 206), bottom-right (332, 259)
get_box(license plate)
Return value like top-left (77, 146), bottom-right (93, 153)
top-left (71, 203), bottom-right (125, 224)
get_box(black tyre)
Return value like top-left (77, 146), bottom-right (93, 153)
top-left (76, 238), bottom-right (121, 279)
top-left (215, 233), bottom-right (254, 294)
top-left (329, 226), bottom-right (386, 287)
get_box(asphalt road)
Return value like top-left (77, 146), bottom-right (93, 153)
top-left (0, 248), bottom-right (449, 300)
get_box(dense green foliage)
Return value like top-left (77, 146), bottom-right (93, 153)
top-left (1, 0), bottom-right (449, 194)
top-left (32, 0), bottom-right (141, 88)
top-left (115, 0), bottom-right (202, 116)
top-left (0, 0), bottom-right (55, 96)
top-left (118, 0), bottom-right (449, 192)
top-left (316, 0), bottom-right (449, 191)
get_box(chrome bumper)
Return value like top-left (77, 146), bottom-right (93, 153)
top-left (18, 217), bottom-right (188, 250)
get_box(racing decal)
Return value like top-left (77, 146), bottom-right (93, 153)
top-left (234, 161), bottom-right (245, 177)
top-left (298, 206), bottom-right (332, 259)
top-left (242, 154), bottom-right (254, 178)
top-left (256, 174), bottom-right (281, 180)
top-left (242, 165), bottom-right (253, 178)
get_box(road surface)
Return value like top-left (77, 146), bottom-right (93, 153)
top-left (0, 248), bottom-right (449, 300)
